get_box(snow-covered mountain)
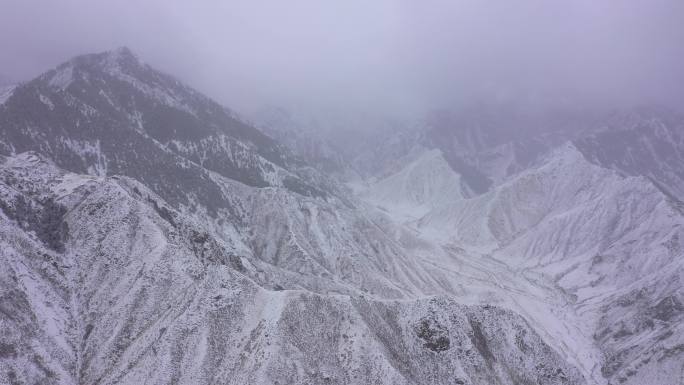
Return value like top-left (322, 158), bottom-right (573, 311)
top-left (0, 48), bottom-right (336, 217)
top-left (0, 151), bottom-right (584, 385)
top-left (359, 141), bottom-right (684, 384)
top-left (574, 107), bottom-right (684, 197)
top-left (361, 149), bottom-right (470, 223)
top-left (1, 48), bottom-right (682, 385)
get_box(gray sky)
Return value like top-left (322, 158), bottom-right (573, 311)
top-left (1, 0), bottom-right (683, 116)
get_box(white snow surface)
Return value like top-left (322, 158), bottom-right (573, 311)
top-left (362, 149), bottom-right (467, 223)
top-left (357, 144), bottom-right (684, 385)
top-left (0, 151), bottom-right (596, 385)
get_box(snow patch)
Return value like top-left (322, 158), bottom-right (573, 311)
top-left (0, 85), bottom-right (15, 105)
top-left (39, 94), bottom-right (55, 110)
top-left (48, 65), bottom-right (74, 90)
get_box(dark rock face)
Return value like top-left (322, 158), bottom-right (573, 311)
top-left (651, 295), bottom-right (684, 322)
top-left (0, 194), bottom-right (68, 252)
top-left (415, 318), bottom-right (451, 352)
top-left (467, 318), bottom-right (494, 364)
top-left (0, 48), bottom-right (332, 216)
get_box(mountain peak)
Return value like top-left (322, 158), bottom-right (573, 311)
top-left (39, 46), bottom-right (145, 91)
top-left (111, 45), bottom-right (136, 58)
top-left (97, 46), bottom-right (145, 74)
top-left (60, 46), bottom-right (146, 79)
top-left (105, 46), bottom-right (143, 69)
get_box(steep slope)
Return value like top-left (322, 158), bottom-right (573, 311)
top-left (380, 144), bottom-right (684, 384)
top-left (575, 108), bottom-right (684, 198)
top-left (418, 144), bottom-right (683, 284)
top-left (0, 48), bottom-right (331, 217)
top-left (0, 152), bottom-right (586, 385)
top-left (244, 102), bottom-right (684, 384)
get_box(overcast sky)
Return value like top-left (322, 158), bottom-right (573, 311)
top-left (1, 0), bottom-right (683, 117)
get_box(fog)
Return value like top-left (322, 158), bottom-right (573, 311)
top-left (1, 0), bottom-right (683, 117)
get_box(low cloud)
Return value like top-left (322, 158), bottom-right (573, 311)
top-left (1, 0), bottom-right (682, 117)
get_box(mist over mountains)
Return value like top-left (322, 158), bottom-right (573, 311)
top-left (2, 1), bottom-right (684, 116)
top-left (1, 1), bottom-right (684, 384)
top-left (0, 46), bottom-right (682, 385)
